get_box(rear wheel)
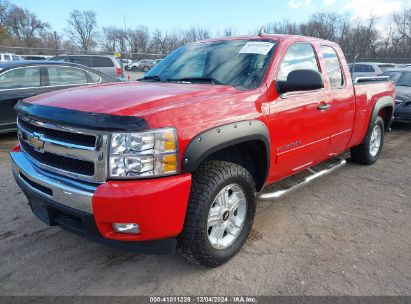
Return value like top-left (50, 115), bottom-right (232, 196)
top-left (143, 66), bottom-right (149, 72)
top-left (350, 116), bottom-right (385, 165)
top-left (178, 161), bottom-right (256, 267)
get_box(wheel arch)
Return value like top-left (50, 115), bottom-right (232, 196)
top-left (370, 96), bottom-right (394, 131)
top-left (181, 120), bottom-right (270, 191)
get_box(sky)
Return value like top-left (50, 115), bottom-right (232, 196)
top-left (9, 0), bottom-right (411, 35)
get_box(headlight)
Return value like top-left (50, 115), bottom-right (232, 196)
top-left (109, 128), bottom-right (178, 178)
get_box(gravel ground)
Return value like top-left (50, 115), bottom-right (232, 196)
top-left (0, 125), bottom-right (410, 296)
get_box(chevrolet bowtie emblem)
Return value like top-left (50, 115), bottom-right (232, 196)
top-left (30, 134), bottom-right (45, 151)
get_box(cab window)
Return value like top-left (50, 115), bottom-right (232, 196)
top-left (320, 45), bottom-right (343, 88)
top-left (277, 43), bottom-right (320, 82)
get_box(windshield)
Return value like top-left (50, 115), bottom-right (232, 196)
top-left (384, 71), bottom-right (411, 87)
top-left (143, 39), bottom-right (277, 89)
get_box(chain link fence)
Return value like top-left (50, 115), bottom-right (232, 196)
top-left (0, 46), bottom-right (164, 61)
top-left (346, 58), bottom-right (411, 64)
top-left (3, 46), bottom-right (411, 64)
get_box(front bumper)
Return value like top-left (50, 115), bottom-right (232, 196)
top-left (11, 151), bottom-right (192, 254)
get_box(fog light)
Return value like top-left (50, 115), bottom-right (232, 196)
top-left (112, 223), bottom-right (140, 234)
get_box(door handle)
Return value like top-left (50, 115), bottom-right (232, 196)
top-left (317, 103), bottom-right (331, 111)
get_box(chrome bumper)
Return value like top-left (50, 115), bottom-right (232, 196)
top-left (10, 151), bottom-right (96, 214)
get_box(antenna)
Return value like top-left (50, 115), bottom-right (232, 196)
top-left (259, 27), bottom-right (266, 36)
top-left (351, 53), bottom-right (360, 82)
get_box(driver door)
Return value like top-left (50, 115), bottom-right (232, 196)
top-left (268, 42), bottom-right (331, 181)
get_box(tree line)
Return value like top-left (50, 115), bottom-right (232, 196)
top-left (1, 0), bottom-right (411, 60)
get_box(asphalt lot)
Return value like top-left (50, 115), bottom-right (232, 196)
top-left (0, 125), bottom-right (410, 296)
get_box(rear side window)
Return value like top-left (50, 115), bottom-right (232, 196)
top-left (69, 56), bottom-right (93, 67)
top-left (47, 66), bottom-right (90, 86)
top-left (352, 65), bottom-right (361, 72)
top-left (353, 64), bottom-right (374, 73)
top-left (320, 45), bottom-right (343, 88)
top-left (277, 43), bottom-right (319, 81)
top-left (0, 67), bottom-right (40, 89)
top-left (91, 57), bottom-right (115, 67)
top-left (3, 55), bottom-right (11, 61)
top-left (365, 65), bottom-right (375, 72)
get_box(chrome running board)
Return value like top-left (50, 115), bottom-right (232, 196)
top-left (257, 157), bottom-right (346, 201)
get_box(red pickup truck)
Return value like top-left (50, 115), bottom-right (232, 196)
top-left (10, 34), bottom-right (395, 267)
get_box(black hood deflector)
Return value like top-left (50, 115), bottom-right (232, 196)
top-left (15, 101), bottom-right (149, 132)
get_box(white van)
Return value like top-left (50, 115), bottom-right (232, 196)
top-left (0, 53), bottom-right (24, 62)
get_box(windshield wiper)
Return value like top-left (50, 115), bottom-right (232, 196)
top-left (139, 75), bottom-right (166, 82)
top-left (167, 77), bottom-right (225, 85)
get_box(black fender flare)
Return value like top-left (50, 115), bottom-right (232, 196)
top-left (369, 96), bottom-right (394, 131)
top-left (181, 120), bottom-right (270, 182)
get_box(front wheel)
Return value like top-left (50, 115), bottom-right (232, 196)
top-left (350, 116), bottom-right (385, 165)
top-left (178, 161), bottom-right (256, 267)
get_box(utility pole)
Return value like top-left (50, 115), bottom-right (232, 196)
top-left (54, 31), bottom-right (58, 56)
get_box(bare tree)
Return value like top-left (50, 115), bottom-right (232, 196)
top-left (223, 27), bottom-right (236, 37)
top-left (66, 9), bottom-right (97, 51)
top-left (0, 0), bottom-right (10, 27)
top-left (40, 30), bottom-right (62, 52)
top-left (0, 1), bottom-right (11, 44)
top-left (5, 5), bottom-right (48, 45)
top-left (151, 29), bottom-right (169, 55)
top-left (263, 20), bottom-right (300, 35)
top-left (101, 27), bottom-right (127, 53)
top-left (392, 7), bottom-right (411, 57)
top-left (181, 27), bottom-right (210, 43)
top-left (127, 26), bottom-right (150, 55)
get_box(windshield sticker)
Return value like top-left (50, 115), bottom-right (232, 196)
top-left (239, 42), bottom-right (275, 55)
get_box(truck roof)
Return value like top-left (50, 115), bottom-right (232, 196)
top-left (195, 34), bottom-right (337, 45)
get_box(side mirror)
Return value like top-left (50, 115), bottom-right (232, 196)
top-left (277, 69), bottom-right (324, 94)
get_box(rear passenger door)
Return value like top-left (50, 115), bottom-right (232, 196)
top-left (44, 66), bottom-right (101, 90)
top-left (319, 45), bottom-right (355, 156)
top-left (269, 42), bottom-right (331, 180)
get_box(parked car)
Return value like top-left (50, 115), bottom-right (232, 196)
top-left (22, 55), bottom-right (53, 60)
top-left (348, 62), bottom-right (397, 79)
top-left (0, 60), bottom-right (120, 133)
top-left (10, 35), bottom-right (395, 266)
top-left (0, 53), bottom-right (24, 62)
top-left (383, 68), bottom-right (411, 123)
top-left (50, 54), bottom-right (124, 79)
top-left (394, 64), bottom-right (408, 69)
top-left (127, 59), bottom-right (155, 72)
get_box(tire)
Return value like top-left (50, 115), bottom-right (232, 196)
top-left (350, 116), bottom-right (385, 165)
top-left (178, 160), bottom-right (256, 267)
top-left (143, 66), bottom-right (149, 72)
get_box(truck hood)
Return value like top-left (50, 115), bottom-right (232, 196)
top-left (25, 81), bottom-right (240, 117)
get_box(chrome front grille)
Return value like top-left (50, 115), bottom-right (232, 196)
top-left (17, 116), bottom-right (109, 183)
